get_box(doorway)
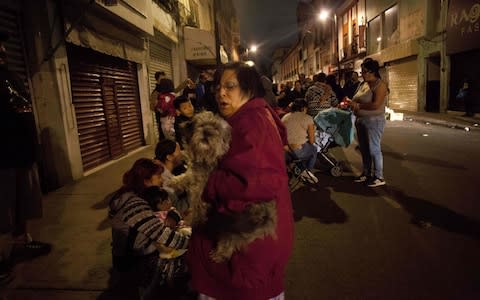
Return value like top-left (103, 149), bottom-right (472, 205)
top-left (426, 55), bottom-right (441, 112)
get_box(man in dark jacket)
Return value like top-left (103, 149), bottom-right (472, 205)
top-left (0, 30), bottom-right (51, 285)
top-left (343, 71), bottom-right (361, 99)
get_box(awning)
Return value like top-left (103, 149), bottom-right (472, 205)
top-left (184, 26), bottom-right (217, 65)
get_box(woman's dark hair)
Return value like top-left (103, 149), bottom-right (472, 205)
top-left (158, 78), bottom-right (174, 93)
top-left (121, 158), bottom-right (163, 195)
top-left (313, 72), bottom-right (327, 83)
top-left (154, 71), bottom-right (166, 80)
top-left (361, 59), bottom-right (381, 78)
top-left (325, 74), bottom-right (337, 87)
top-left (155, 139), bottom-right (177, 163)
top-left (214, 62), bottom-right (265, 100)
top-left (291, 98), bottom-right (308, 112)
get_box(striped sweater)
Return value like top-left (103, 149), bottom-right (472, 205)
top-left (110, 191), bottom-right (189, 257)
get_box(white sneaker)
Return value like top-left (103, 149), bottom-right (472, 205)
top-left (300, 170), bottom-right (319, 184)
top-left (367, 177), bottom-right (386, 187)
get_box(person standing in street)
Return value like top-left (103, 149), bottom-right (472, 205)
top-left (343, 71), bottom-right (361, 100)
top-left (0, 30), bottom-right (51, 285)
top-left (187, 62), bottom-right (294, 300)
top-left (457, 77), bottom-right (475, 117)
top-left (349, 58), bottom-right (388, 187)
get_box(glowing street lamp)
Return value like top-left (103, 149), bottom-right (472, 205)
top-left (317, 9), bottom-right (340, 75)
top-left (318, 10), bottom-right (329, 22)
top-left (250, 45), bottom-right (258, 53)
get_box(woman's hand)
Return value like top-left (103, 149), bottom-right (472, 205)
top-left (339, 97), bottom-right (351, 109)
top-left (350, 101), bottom-right (360, 112)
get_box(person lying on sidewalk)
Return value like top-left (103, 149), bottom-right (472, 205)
top-left (108, 158), bottom-right (190, 294)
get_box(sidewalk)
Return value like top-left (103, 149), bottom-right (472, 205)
top-left (1, 145), bottom-right (156, 300)
top-left (395, 109), bottom-right (480, 132)
top-left (1, 109), bottom-right (479, 299)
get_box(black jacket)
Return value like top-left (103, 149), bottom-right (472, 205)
top-left (0, 65), bottom-right (38, 168)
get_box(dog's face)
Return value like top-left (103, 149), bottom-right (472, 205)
top-left (182, 111), bottom-right (231, 166)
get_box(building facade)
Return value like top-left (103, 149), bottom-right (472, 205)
top-left (0, 0), bottom-right (231, 191)
top-left (275, 0), bottom-right (479, 114)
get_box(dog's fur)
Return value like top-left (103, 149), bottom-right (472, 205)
top-left (168, 111), bottom-right (231, 226)
top-left (168, 111), bottom-right (278, 263)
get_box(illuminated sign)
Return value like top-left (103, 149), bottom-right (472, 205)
top-left (447, 1), bottom-right (480, 54)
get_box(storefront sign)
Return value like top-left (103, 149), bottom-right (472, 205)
top-left (184, 26), bottom-right (216, 62)
top-left (447, 0), bottom-right (480, 54)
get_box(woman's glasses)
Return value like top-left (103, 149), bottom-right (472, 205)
top-left (360, 69), bottom-right (373, 75)
top-left (216, 82), bottom-right (239, 92)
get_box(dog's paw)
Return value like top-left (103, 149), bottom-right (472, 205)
top-left (167, 173), bottom-right (188, 191)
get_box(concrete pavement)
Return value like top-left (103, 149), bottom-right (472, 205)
top-left (396, 110), bottom-right (480, 132)
top-left (1, 109), bottom-right (479, 300)
top-left (1, 145), bottom-right (156, 300)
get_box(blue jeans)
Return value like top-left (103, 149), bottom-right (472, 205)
top-left (355, 115), bottom-right (385, 179)
top-left (294, 143), bottom-right (317, 169)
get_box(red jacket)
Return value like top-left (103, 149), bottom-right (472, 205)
top-left (187, 98), bottom-right (294, 300)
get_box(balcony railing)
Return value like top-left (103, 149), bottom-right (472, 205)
top-left (177, 1), bottom-right (199, 27)
top-left (153, 0), bottom-right (180, 22)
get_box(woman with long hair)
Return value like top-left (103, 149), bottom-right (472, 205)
top-left (349, 59), bottom-right (389, 187)
top-left (109, 158), bottom-right (189, 294)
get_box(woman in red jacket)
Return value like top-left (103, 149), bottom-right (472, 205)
top-left (187, 62), bottom-right (294, 300)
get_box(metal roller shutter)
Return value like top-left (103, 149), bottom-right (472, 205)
top-left (0, 6), bottom-right (30, 92)
top-left (67, 44), bottom-right (144, 170)
top-left (148, 40), bottom-right (173, 139)
top-left (149, 40), bottom-right (173, 91)
top-left (386, 58), bottom-right (418, 111)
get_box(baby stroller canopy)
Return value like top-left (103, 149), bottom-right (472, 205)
top-left (314, 108), bottom-right (354, 147)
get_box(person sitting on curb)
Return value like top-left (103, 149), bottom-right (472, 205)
top-left (109, 158), bottom-right (190, 296)
top-left (154, 139), bottom-right (189, 214)
top-left (281, 99), bottom-right (318, 184)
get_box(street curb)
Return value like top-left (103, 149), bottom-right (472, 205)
top-left (400, 114), bottom-right (480, 132)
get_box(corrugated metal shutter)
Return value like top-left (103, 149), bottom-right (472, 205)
top-left (67, 44), bottom-right (144, 170)
top-left (149, 41), bottom-right (173, 92)
top-left (0, 6), bottom-right (30, 91)
top-left (148, 40), bottom-right (173, 139)
top-left (386, 58), bottom-right (418, 111)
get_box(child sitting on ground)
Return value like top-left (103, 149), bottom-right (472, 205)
top-left (142, 186), bottom-right (191, 288)
top-left (173, 95), bottom-right (195, 149)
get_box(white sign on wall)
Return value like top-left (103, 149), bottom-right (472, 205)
top-left (184, 26), bottom-right (216, 61)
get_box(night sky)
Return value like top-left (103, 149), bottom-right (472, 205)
top-left (232, 0), bottom-right (300, 68)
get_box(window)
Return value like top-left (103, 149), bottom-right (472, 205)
top-left (384, 5), bottom-right (399, 47)
top-left (367, 4), bottom-right (399, 54)
top-left (368, 15), bottom-right (382, 53)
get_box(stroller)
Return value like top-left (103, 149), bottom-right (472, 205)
top-left (313, 108), bottom-right (354, 177)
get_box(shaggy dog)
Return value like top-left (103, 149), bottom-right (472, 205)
top-left (168, 111), bottom-right (232, 226)
top-left (168, 111), bottom-right (277, 263)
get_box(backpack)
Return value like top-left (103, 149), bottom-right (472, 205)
top-left (156, 92), bottom-right (176, 117)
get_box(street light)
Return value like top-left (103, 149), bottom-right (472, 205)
top-left (250, 45), bottom-right (258, 53)
top-left (318, 10), bottom-right (329, 22)
top-left (317, 9), bottom-right (339, 76)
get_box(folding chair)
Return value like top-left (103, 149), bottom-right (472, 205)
top-left (285, 146), bottom-right (319, 190)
